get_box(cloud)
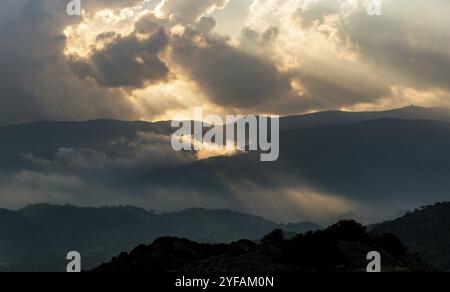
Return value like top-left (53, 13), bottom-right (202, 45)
top-left (108, 131), bottom-right (197, 169)
top-left (0, 0), bottom-right (141, 125)
top-left (170, 28), bottom-right (295, 108)
top-left (294, 0), bottom-right (343, 29)
top-left (19, 131), bottom-right (196, 171)
top-left (2, 0), bottom-right (450, 126)
top-left (70, 29), bottom-right (170, 88)
top-left (156, 0), bottom-right (229, 23)
top-left (243, 0), bottom-right (450, 111)
top-left (344, 0), bottom-right (450, 92)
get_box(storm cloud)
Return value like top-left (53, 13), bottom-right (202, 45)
top-left (0, 0), bottom-right (139, 125)
top-left (170, 28), bottom-right (295, 108)
top-left (1, 0), bottom-right (450, 125)
top-left (70, 29), bottom-right (170, 88)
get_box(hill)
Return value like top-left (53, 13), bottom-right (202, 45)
top-left (147, 118), bottom-right (450, 220)
top-left (372, 202), bottom-right (450, 271)
top-left (92, 220), bottom-right (433, 272)
top-left (0, 204), bottom-right (320, 271)
top-left (280, 106), bottom-right (450, 129)
top-left (1, 107), bottom-right (450, 221)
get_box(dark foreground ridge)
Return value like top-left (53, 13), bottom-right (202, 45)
top-left (372, 202), bottom-right (450, 271)
top-left (92, 220), bottom-right (433, 272)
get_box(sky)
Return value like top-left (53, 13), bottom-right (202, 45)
top-left (0, 0), bottom-right (450, 126)
top-left (1, 0), bottom-right (450, 221)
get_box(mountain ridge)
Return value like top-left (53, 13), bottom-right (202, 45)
top-left (0, 204), bottom-right (321, 272)
top-left (91, 220), bottom-right (434, 272)
top-left (2, 105), bottom-right (449, 130)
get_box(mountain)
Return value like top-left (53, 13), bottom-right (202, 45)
top-left (0, 119), bottom-right (173, 172)
top-left (280, 106), bottom-right (450, 130)
top-left (2, 107), bottom-right (450, 270)
top-left (0, 204), bottom-right (320, 272)
top-left (92, 220), bottom-right (433, 272)
top-left (146, 118), bottom-right (450, 219)
top-left (160, 208), bottom-right (319, 242)
top-left (0, 209), bottom-right (36, 240)
top-left (1, 106), bottom-right (447, 169)
top-left (372, 202), bottom-right (450, 271)
top-left (0, 209), bottom-right (39, 272)
top-left (1, 108), bottom-right (450, 220)
top-left (280, 118), bottom-right (450, 203)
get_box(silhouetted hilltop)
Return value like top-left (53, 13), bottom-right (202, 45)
top-left (280, 106), bottom-right (450, 130)
top-left (92, 220), bottom-right (432, 272)
top-left (372, 202), bottom-right (450, 271)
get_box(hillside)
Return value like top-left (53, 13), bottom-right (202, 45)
top-left (1, 107), bottom-right (450, 221)
top-left (0, 204), bottom-right (320, 271)
top-left (280, 106), bottom-right (450, 130)
top-left (372, 202), bottom-right (450, 271)
top-left (147, 118), bottom-right (450, 220)
top-left (92, 220), bottom-right (433, 272)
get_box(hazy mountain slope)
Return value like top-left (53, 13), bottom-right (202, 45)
top-left (18, 204), bottom-right (162, 235)
top-left (372, 202), bottom-right (450, 271)
top-left (0, 120), bottom-right (173, 172)
top-left (92, 220), bottom-right (433, 272)
top-left (280, 106), bottom-right (450, 130)
top-left (161, 208), bottom-right (320, 242)
top-left (2, 116), bottom-right (449, 220)
top-left (0, 209), bottom-right (36, 240)
top-left (1, 106), bottom-right (447, 172)
top-left (0, 204), bottom-right (320, 271)
top-left (0, 209), bottom-right (41, 271)
top-left (145, 118), bottom-right (450, 219)
top-left (281, 118), bottom-right (450, 202)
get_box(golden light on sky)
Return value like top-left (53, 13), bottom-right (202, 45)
top-left (3, 0), bottom-right (448, 125)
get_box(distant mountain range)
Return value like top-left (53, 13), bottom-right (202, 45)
top-left (146, 115), bottom-right (450, 220)
top-left (92, 220), bottom-right (433, 272)
top-left (0, 204), bottom-right (320, 272)
top-left (1, 106), bottom-right (450, 221)
top-left (3, 202), bottom-right (450, 272)
top-left (280, 106), bottom-right (450, 129)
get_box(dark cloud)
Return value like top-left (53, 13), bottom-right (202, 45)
top-left (96, 31), bottom-right (117, 42)
top-left (0, 0), bottom-right (140, 126)
top-left (196, 16), bottom-right (217, 33)
top-left (70, 29), bottom-right (170, 88)
top-left (2, 0), bottom-right (450, 124)
top-left (170, 28), bottom-right (295, 108)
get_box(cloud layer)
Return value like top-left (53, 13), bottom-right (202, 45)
top-left (1, 0), bottom-right (450, 125)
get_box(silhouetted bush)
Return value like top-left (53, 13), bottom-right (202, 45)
top-left (375, 233), bottom-right (407, 258)
top-left (326, 220), bottom-right (368, 242)
top-left (92, 220), bottom-right (432, 272)
top-left (262, 229), bottom-right (284, 243)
